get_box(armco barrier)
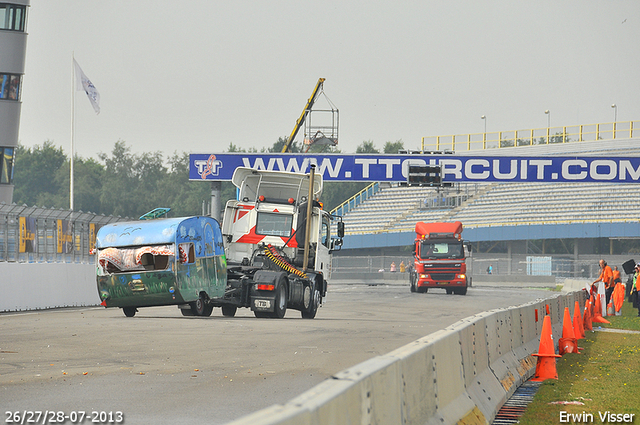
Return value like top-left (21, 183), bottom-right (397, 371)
top-left (228, 290), bottom-right (587, 425)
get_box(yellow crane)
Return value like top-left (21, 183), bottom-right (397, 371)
top-left (281, 78), bottom-right (338, 153)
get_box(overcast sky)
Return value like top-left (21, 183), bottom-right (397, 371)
top-left (18, 1), bottom-right (639, 160)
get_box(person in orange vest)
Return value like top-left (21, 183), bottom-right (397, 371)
top-left (634, 264), bottom-right (640, 317)
top-left (611, 266), bottom-right (625, 315)
top-left (592, 259), bottom-right (613, 304)
top-left (610, 266), bottom-right (622, 307)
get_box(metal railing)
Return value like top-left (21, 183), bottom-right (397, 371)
top-left (421, 120), bottom-right (639, 152)
top-left (330, 181), bottom-right (381, 217)
top-left (332, 254), bottom-right (623, 279)
top-left (0, 203), bottom-right (129, 263)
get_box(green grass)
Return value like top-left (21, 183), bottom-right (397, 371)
top-left (518, 299), bottom-right (640, 424)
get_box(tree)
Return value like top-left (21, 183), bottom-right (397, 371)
top-left (53, 157), bottom-right (104, 213)
top-left (97, 140), bottom-right (172, 218)
top-left (161, 152), bottom-right (212, 217)
top-left (356, 140), bottom-right (379, 154)
top-left (226, 142), bottom-right (246, 153)
top-left (383, 140), bottom-right (404, 154)
top-left (98, 141), bottom-right (140, 217)
top-left (321, 181), bottom-right (370, 212)
top-left (269, 136), bottom-right (301, 153)
top-left (13, 141), bottom-right (67, 207)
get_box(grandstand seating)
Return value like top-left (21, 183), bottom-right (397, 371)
top-left (340, 139), bottom-right (640, 235)
top-left (342, 180), bottom-right (640, 235)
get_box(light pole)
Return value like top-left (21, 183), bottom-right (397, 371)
top-left (481, 115), bottom-right (486, 146)
top-left (544, 110), bottom-right (550, 128)
top-left (544, 110), bottom-right (550, 144)
top-left (611, 104), bottom-right (617, 138)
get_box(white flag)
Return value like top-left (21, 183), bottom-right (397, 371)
top-left (73, 59), bottom-right (100, 114)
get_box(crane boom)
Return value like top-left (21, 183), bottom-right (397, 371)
top-left (281, 78), bottom-right (326, 153)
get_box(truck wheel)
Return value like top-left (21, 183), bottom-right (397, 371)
top-left (417, 287), bottom-right (428, 294)
top-left (123, 307), bottom-right (137, 317)
top-left (222, 305), bottom-right (237, 317)
top-left (410, 273), bottom-right (416, 293)
top-left (180, 308), bottom-right (195, 316)
top-left (254, 311), bottom-right (270, 318)
top-left (272, 278), bottom-right (288, 319)
top-left (455, 287), bottom-right (468, 295)
top-left (301, 283), bottom-right (320, 319)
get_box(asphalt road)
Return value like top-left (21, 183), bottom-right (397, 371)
top-left (1, 283), bottom-right (552, 425)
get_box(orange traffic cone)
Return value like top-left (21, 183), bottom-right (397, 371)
top-left (583, 299), bottom-right (593, 331)
top-left (573, 301), bottom-right (585, 339)
top-left (531, 315), bottom-right (561, 381)
top-left (592, 294), bottom-right (611, 324)
top-left (559, 307), bottom-right (579, 355)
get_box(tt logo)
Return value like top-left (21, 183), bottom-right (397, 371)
top-left (195, 155), bottom-right (223, 179)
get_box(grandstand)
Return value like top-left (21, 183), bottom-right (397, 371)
top-left (340, 137), bottom-right (640, 236)
top-left (333, 135), bottom-right (640, 278)
top-left (342, 180), bottom-right (640, 235)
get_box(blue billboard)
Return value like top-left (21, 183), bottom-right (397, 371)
top-left (189, 153), bottom-right (640, 184)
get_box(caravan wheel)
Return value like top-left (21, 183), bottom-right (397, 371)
top-left (192, 297), bottom-right (213, 316)
top-left (123, 307), bottom-right (137, 317)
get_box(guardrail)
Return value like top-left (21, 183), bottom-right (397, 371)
top-left (330, 181), bottom-right (380, 217)
top-left (0, 203), bottom-right (128, 263)
top-left (343, 216), bottom-right (640, 236)
top-left (421, 120), bottom-right (639, 152)
top-left (228, 290), bottom-right (585, 425)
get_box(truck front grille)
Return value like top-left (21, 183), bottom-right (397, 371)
top-left (431, 273), bottom-right (456, 280)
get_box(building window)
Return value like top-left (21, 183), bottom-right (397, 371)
top-left (0, 147), bottom-right (15, 184)
top-left (0, 4), bottom-right (26, 31)
top-left (0, 74), bottom-right (21, 100)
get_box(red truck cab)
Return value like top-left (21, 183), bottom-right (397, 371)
top-left (410, 221), bottom-right (471, 295)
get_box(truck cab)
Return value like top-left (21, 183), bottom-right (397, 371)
top-left (410, 221), bottom-right (471, 295)
top-left (221, 166), bottom-right (343, 318)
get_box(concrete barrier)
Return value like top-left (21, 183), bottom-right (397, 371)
top-left (227, 290), bottom-right (586, 425)
top-left (0, 263), bottom-right (97, 312)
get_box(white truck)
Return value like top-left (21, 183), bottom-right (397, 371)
top-left (218, 165), bottom-right (344, 318)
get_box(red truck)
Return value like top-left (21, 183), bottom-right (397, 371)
top-left (409, 221), bottom-right (471, 295)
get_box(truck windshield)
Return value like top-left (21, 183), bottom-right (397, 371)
top-left (256, 212), bottom-right (293, 237)
top-left (420, 240), bottom-right (463, 259)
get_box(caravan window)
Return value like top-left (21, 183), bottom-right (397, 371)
top-left (97, 244), bottom-right (175, 275)
top-left (178, 242), bottom-right (195, 264)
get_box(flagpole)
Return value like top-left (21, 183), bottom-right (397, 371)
top-left (70, 52), bottom-right (75, 211)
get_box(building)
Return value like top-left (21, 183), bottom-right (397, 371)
top-left (0, 0), bottom-right (29, 204)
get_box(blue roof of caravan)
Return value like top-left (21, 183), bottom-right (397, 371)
top-left (96, 216), bottom-right (221, 249)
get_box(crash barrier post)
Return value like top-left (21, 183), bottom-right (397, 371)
top-left (227, 291), bottom-right (586, 425)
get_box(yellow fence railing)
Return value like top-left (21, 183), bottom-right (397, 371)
top-left (330, 182), bottom-right (380, 217)
top-left (421, 120), bottom-right (638, 152)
